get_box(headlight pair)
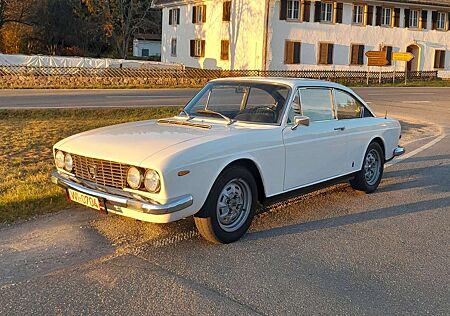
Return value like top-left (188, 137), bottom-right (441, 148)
top-left (126, 167), bottom-right (160, 193)
top-left (55, 150), bottom-right (73, 172)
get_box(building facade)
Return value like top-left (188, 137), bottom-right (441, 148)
top-left (153, 0), bottom-right (450, 72)
top-left (132, 34), bottom-right (162, 58)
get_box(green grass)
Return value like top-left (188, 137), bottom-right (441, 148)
top-left (0, 107), bottom-right (180, 223)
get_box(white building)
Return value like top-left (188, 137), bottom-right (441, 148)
top-left (152, 0), bottom-right (450, 72)
top-left (132, 34), bottom-right (162, 58)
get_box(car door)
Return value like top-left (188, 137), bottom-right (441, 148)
top-left (282, 87), bottom-right (349, 191)
top-left (333, 89), bottom-right (373, 174)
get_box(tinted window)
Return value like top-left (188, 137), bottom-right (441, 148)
top-left (299, 88), bottom-right (334, 121)
top-left (335, 90), bottom-right (363, 119)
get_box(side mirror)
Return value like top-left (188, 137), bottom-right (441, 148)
top-left (292, 115), bottom-right (310, 130)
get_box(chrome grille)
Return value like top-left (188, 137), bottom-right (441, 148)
top-left (72, 155), bottom-right (130, 189)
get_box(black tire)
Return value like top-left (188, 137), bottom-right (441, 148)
top-left (350, 142), bottom-right (385, 193)
top-left (194, 165), bottom-right (258, 244)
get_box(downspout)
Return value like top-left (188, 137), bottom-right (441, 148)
top-left (262, 0), bottom-right (271, 72)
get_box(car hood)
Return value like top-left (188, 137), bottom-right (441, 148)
top-left (55, 119), bottom-right (214, 166)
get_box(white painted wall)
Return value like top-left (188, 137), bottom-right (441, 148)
top-left (268, 0), bottom-right (450, 71)
top-left (133, 40), bottom-right (161, 57)
top-left (159, 0), bottom-right (450, 71)
top-left (161, 0), bottom-right (266, 69)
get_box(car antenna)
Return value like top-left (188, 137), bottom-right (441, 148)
top-left (385, 110), bottom-right (388, 119)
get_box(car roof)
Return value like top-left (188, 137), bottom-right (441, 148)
top-left (210, 77), bottom-right (350, 90)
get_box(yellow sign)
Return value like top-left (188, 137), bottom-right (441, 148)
top-left (392, 52), bottom-right (414, 62)
top-left (365, 51), bottom-right (388, 66)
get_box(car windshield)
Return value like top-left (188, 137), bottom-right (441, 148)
top-left (183, 82), bottom-right (291, 124)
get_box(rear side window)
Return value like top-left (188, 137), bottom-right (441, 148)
top-left (334, 90), bottom-right (363, 119)
top-left (299, 88), bottom-right (334, 122)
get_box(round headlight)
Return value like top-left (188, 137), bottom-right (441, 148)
top-left (144, 169), bottom-right (161, 193)
top-left (64, 153), bottom-right (73, 172)
top-left (55, 150), bottom-right (65, 169)
top-left (127, 167), bottom-right (142, 189)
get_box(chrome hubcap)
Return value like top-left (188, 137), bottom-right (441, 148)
top-left (216, 179), bottom-right (252, 232)
top-left (364, 149), bottom-right (381, 186)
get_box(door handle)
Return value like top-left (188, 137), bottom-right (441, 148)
top-left (334, 127), bottom-right (346, 131)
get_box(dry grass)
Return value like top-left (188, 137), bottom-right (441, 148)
top-left (0, 107), bottom-right (180, 223)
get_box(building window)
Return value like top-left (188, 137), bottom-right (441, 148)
top-left (353, 4), bottom-right (364, 25)
top-left (221, 40), bottom-right (229, 60)
top-left (192, 5), bottom-right (206, 24)
top-left (223, 1), bottom-right (231, 21)
top-left (141, 49), bottom-right (149, 57)
top-left (169, 8), bottom-right (180, 25)
top-left (321, 2), bottom-right (333, 23)
top-left (190, 39), bottom-right (205, 58)
top-left (171, 38), bottom-right (177, 57)
top-left (381, 8), bottom-right (392, 26)
top-left (350, 44), bottom-right (365, 65)
top-left (434, 50), bottom-right (446, 69)
top-left (287, 0), bottom-right (300, 20)
top-left (381, 45), bottom-right (393, 66)
top-left (285, 41), bottom-right (301, 64)
top-left (319, 43), bottom-right (334, 65)
top-left (437, 12), bottom-right (446, 30)
top-left (409, 10), bottom-right (419, 28)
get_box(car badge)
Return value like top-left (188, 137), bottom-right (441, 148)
top-left (88, 165), bottom-right (97, 179)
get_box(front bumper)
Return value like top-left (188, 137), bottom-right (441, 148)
top-left (51, 170), bottom-right (193, 216)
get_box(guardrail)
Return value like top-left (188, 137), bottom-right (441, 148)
top-left (0, 66), bottom-right (439, 88)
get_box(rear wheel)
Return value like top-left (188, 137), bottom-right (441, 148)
top-left (194, 166), bottom-right (257, 244)
top-left (350, 142), bottom-right (384, 193)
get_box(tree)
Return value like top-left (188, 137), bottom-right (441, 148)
top-left (0, 0), bottom-right (33, 29)
top-left (82, 0), bottom-right (160, 59)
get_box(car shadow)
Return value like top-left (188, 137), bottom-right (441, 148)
top-left (245, 196), bottom-right (449, 242)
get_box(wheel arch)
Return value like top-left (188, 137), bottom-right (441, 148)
top-left (195, 158), bottom-right (267, 218)
top-left (369, 137), bottom-right (386, 161)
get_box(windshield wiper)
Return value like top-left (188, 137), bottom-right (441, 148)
top-left (179, 109), bottom-right (193, 121)
top-left (196, 109), bottom-right (235, 125)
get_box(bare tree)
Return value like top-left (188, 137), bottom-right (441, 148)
top-left (83, 0), bottom-right (159, 59)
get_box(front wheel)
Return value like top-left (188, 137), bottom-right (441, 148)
top-left (194, 166), bottom-right (257, 244)
top-left (350, 142), bottom-right (384, 193)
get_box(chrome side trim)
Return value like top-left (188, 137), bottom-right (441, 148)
top-left (51, 170), bottom-right (193, 215)
top-left (393, 146), bottom-right (405, 157)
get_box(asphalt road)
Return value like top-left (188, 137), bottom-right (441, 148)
top-left (1, 87), bottom-right (449, 315)
top-left (1, 86), bottom-right (450, 110)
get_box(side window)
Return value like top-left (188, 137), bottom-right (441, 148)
top-left (299, 88), bottom-right (334, 122)
top-left (334, 90), bottom-right (363, 120)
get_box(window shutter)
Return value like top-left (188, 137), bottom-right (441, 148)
top-left (440, 50), bottom-right (446, 68)
top-left (336, 3), bottom-right (343, 23)
top-left (190, 40), bottom-right (195, 57)
top-left (200, 40), bottom-right (205, 57)
top-left (394, 8), bottom-right (400, 27)
top-left (192, 6), bottom-right (197, 23)
top-left (177, 9), bottom-right (180, 24)
top-left (314, 1), bottom-right (321, 22)
top-left (448, 13), bottom-right (450, 30)
top-left (285, 41), bottom-right (293, 64)
top-left (169, 9), bottom-right (173, 25)
top-left (367, 5), bottom-right (374, 25)
top-left (386, 46), bottom-right (393, 65)
top-left (293, 42), bottom-right (301, 64)
top-left (421, 10), bottom-right (428, 29)
top-left (221, 40), bottom-right (229, 60)
top-left (280, 0), bottom-right (287, 20)
top-left (327, 44), bottom-right (334, 65)
top-left (202, 5), bottom-right (207, 23)
top-left (303, 1), bottom-right (311, 22)
top-left (319, 43), bottom-right (327, 64)
top-left (431, 11), bottom-right (437, 30)
top-left (351, 45), bottom-right (358, 64)
top-left (375, 6), bottom-right (382, 26)
top-left (358, 45), bottom-right (365, 65)
top-left (223, 2), bottom-right (231, 21)
top-left (404, 9), bottom-right (410, 28)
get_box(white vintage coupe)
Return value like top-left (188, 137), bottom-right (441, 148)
top-left (51, 78), bottom-right (404, 244)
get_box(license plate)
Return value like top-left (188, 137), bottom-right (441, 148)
top-left (68, 189), bottom-right (101, 211)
